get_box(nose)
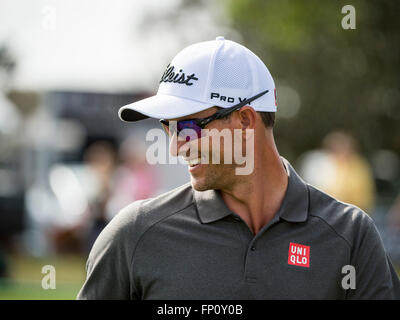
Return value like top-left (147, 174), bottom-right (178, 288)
top-left (169, 132), bottom-right (190, 158)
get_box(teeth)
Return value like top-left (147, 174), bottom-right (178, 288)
top-left (188, 158), bottom-right (201, 167)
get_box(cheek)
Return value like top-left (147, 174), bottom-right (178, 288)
top-left (209, 136), bottom-right (235, 163)
top-left (197, 130), bottom-right (238, 164)
top-left (195, 136), bottom-right (212, 158)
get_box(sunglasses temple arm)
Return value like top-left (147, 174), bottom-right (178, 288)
top-left (214, 89), bottom-right (270, 119)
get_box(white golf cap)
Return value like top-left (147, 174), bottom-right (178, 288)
top-left (119, 36), bottom-right (276, 122)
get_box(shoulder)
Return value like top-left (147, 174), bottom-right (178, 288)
top-left (307, 184), bottom-right (376, 249)
top-left (87, 182), bottom-right (194, 266)
top-left (99, 182), bottom-right (194, 245)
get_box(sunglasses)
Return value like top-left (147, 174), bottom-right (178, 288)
top-left (159, 89), bottom-right (269, 141)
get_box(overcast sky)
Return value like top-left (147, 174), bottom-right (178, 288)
top-left (0, 0), bottom-right (226, 93)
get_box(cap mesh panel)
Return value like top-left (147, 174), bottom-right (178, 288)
top-left (210, 48), bottom-right (252, 90)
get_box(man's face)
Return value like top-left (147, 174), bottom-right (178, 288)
top-left (168, 107), bottom-right (244, 192)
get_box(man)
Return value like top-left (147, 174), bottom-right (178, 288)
top-left (77, 37), bottom-right (400, 299)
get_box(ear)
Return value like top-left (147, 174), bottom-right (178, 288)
top-left (237, 106), bottom-right (257, 130)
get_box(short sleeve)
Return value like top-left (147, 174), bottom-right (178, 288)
top-left (76, 206), bottom-right (139, 300)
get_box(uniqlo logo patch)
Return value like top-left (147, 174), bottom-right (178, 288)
top-left (288, 242), bottom-right (310, 268)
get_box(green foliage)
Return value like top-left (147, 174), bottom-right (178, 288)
top-left (225, 0), bottom-right (400, 160)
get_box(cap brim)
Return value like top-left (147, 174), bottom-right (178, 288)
top-left (118, 94), bottom-right (214, 122)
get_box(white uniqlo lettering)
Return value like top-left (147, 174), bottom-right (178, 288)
top-left (288, 242), bottom-right (310, 268)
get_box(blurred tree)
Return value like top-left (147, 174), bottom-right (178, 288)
top-left (142, 0), bottom-right (400, 161)
top-left (224, 0), bottom-right (400, 160)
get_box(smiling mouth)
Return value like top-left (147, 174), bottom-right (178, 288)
top-left (187, 158), bottom-right (201, 167)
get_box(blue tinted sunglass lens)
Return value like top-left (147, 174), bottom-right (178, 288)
top-left (177, 121), bottom-right (202, 141)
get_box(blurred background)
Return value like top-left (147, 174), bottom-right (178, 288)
top-left (0, 0), bottom-right (399, 299)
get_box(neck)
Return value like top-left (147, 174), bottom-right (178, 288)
top-left (220, 132), bottom-right (288, 235)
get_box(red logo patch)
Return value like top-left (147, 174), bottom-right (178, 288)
top-left (288, 242), bottom-right (310, 268)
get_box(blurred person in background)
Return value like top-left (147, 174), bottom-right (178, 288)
top-left (388, 195), bottom-right (400, 232)
top-left (382, 192), bottom-right (400, 268)
top-left (51, 140), bottom-right (118, 254)
top-left (81, 141), bottom-right (117, 253)
top-left (0, 45), bottom-right (19, 281)
top-left (52, 138), bottom-right (159, 255)
top-left (299, 130), bottom-right (376, 214)
top-left (105, 136), bottom-right (159, 222)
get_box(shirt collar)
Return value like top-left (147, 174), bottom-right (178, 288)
top-left (193, 187), bottom-right (233, 224)
top-left (193, 157), bottom-right (309, 224)
top-left (278, 157), bottom-right (309, 223)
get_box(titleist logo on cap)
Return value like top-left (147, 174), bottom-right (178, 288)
top-left (159, 64), bottom-right (199, 86)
